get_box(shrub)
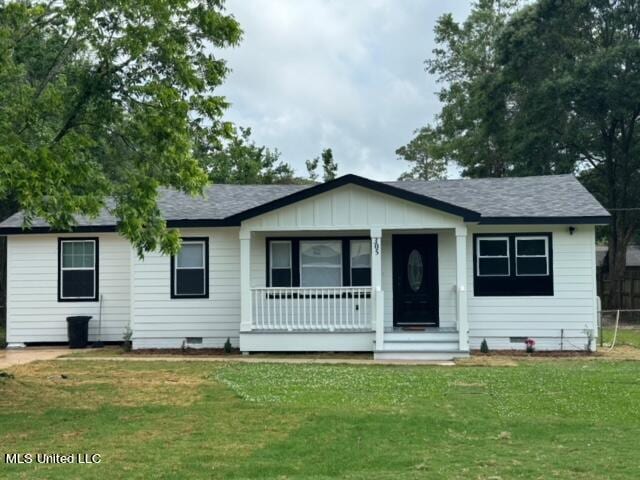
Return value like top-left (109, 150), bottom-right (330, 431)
top-left (122, 327), bottom-right (132, 352)
top-left (584, 328), bottom-right (595, 354)
top-left (224, 337), bottom-right (232, 354)
top-left (525, 338), bottom-right (536, 353)
top-left (480, 339), bottom-right (489, 354)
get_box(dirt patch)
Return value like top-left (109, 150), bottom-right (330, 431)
top-left (129, 347), bottom-right (241, 356)
top-left (0, 361), bottom-right (208, 412)
top-left (471, 349), bottom-right (599, 357)
top-left (459, 345), bottom-right (640, 366)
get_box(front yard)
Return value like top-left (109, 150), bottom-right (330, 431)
top-left (1, 356), bottom-right (640, 479)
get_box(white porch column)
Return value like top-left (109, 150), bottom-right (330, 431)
top-left (239, 228), bottom-right (252, 333)
top-left (455, 226), bottom-right (469, 351)
top-left (370, 227), bottom-right (384, 350)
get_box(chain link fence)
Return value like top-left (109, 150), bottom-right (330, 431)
top-left (599, 309), bottom-right (640, 348)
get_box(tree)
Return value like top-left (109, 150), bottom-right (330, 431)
top-left (206, 127), bottom-right (295, 184)
top-left (494, 0), bottom-right (640, 308)
top-left (306, 148), bottom-right (338, 182)
top-left (305, 157), bottom-right (319, 182)
top-left (321, 148), bottom-right (338, 181)
top-left (0, 0), bottom-right (242, 255)
top-left (396, 127), bottom-right (447, 180)
top-left (398, 0), bottom-right (523, 180)
top-left (400, 0), bottom-right (640, 308)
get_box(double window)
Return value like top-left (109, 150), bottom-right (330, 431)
top-left (58, 238), bottom-right (98, 301)
top-left (171, 238), bottom-right (209, 298)
top-left (474, 233), bottom-right (552, 296)
top-left (268, 238), bottom-right (371, 287)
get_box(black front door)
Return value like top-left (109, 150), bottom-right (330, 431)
top-left (392, 234), bottom-right (439, 327)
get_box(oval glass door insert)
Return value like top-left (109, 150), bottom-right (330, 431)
top-left (407, 249), bottom-right (424, 292)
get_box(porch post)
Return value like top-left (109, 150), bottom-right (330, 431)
top-left (370, 227), bottom-right (384, 350)
top-left (455, 226), bottom-right (469, 352)
top-left (240, 228), bottom-right (252, 333)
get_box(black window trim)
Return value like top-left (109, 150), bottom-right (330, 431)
top-left (170, 237), bottom-right (209, 299)
top-left (57, 237), bottom-right (99, 302)
top-left (266, 236), bottom-right (371, 288)
top-left (473, 232), bottom-right (554, 297)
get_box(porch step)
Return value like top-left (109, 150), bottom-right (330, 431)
top-left (374, 350), bottom-right (469, 361)
top-left (384, 331), bottom-right (459, 342)
top-left (380, 340), bottom-right (461, 352)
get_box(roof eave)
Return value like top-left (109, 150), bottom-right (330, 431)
top-left (228, 174), bottom-right (482, 223)
top-left (478, 215), bottom-right (611, 225)
top-left (0, 218), bottom-right (240, 235)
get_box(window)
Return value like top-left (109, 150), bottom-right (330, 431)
top-left (270, 241), bottom-right (292, 287)
top-left (300, 240), bottom-right (342, 287)
top-left (266, 237), bottom-right (371, 287)
top-left (350, 239), bottom-right (371, 286)
top-left (59, 238), bottom-right (98, 301)
top-left (476, 237), bottom-right (510, 276)
top-left (516, 237), bottom-right (549, 276)
top-left (171, 238), bottom-right (209, 298)
top-left (473, 233), bottom-right (553, 296)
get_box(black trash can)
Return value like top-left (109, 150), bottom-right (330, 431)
top-left (66, 316), bottom-right (92, 349)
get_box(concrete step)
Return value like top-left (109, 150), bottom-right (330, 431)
top-left (374, 350), bottom-right (470, 361)
top-left (384, 331), bottom-right (459, 342)
top-left (381, 341), bottom-right (460, 352)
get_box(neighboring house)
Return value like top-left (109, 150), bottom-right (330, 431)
top-left (596, 245), bottom-right (640, 269)
top-left (0, 174), bottom-right (609, 360)
top-left (596, 244), bottom-right (640, 311)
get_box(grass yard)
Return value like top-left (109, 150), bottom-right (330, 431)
top-left (602, 326), bottom-right (640, 349)
top-left (2, 358), bottom-right (640, 479)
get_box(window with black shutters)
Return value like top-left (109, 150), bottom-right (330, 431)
top-left (473, 233), bottom-right (553, 296)
top-left (59, 238), bottom-right (98, 301)
top-left (171, 238), bottom-right (209, 298)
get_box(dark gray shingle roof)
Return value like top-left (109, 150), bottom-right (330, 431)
top-left (385, 174), bottom-right (609, 219)
top-left (0, 174), bottom-right (609, 231)
top-left (0, 184), bottom-right (308, 229)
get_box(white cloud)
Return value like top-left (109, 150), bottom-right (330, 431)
top-left (218, 0), bottom-right (472, 180)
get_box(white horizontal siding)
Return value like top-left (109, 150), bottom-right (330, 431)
top-left (6, 233), bottom-right (130, 343)
top-left (132, 227), bottom-right (241, 348)
top-left (467, 225), bottom-right (598, 351)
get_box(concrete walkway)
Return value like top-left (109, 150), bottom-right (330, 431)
top-left (0, 347), bottom-right (70, 369)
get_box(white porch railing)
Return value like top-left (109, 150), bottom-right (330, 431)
top-left (250, 287), bottom-right (374, 331)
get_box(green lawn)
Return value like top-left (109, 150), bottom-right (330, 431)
top-left (602, 326), bottom-right (640, 348)
top-left (1, 359), bottom-right (640, 479)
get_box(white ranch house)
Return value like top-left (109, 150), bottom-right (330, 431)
top-left (0, 174), bottom-right (609, 360)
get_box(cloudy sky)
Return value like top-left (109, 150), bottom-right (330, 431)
top-left (218, 0), bottom-right (473, 181)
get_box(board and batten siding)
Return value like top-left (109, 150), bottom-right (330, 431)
top-left (6, 233), bottom-right (130, 343)
top-left (241, 184), bottom-right (463, 231)
top-left (132, 227), bottom-right (240, 349)
top-left (466, 224), bottom-right (598, 350)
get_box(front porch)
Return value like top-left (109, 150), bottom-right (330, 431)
top-left (235, 181), bottom-right (474, 360)
top-left (238, 227), bottom-right (471, 360)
